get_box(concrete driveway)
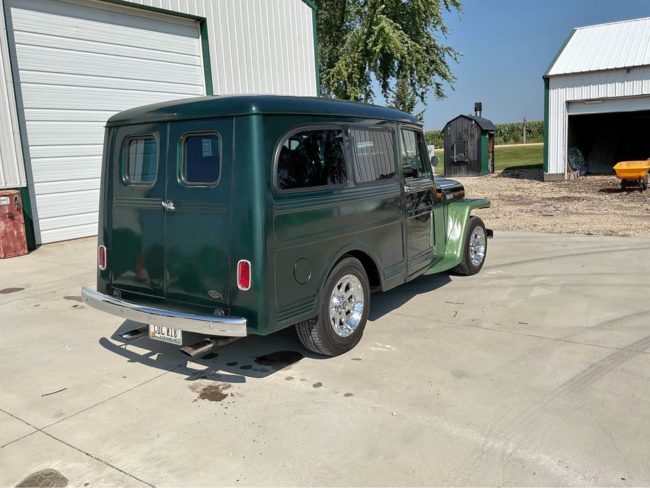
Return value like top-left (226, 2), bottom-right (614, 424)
top-left (1, 232), bottom-right (650, 486)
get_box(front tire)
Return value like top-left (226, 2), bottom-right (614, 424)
top-left (295, 257), bottom-right (370, 356)
top-left (452, 216), bottom-right (488, 276)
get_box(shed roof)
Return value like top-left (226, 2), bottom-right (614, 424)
top-left (546, 17), bottom-right (650, 77)
top-left (107, 95), bottom-right (419, 126)
top-left (443, 114), bottom-right (496, 132)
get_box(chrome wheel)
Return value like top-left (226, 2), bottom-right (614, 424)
top-left (329, 274), bottom-right (365, 337)
top-left (469, 226), bottom-right (487, 267)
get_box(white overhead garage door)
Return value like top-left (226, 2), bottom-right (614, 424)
top-left (4, 0), bottom-right (205, 243)
top-left (568, 96), bottom-right (650, 116)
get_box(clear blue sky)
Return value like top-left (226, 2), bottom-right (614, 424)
top-left (417, 0), bottom-right (650, 131)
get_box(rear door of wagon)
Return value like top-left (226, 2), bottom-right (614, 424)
top-left (111, 124), bottom-right (166, 298)
top-left (163, 119), bottom-right (233, 308)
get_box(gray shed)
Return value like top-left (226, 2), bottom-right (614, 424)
top-left (443, 109), bottom-right (496, 177)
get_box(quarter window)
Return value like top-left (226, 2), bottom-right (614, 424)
top-left (182, 133), bottom-right (221, 185)
top-left (401, 129), bottom-right (429, 179)
top-left (125, 136), bottom-right (157, 184)
top-left (350, 129), bottom-right (396, 184)
top-left (277, 129), bottom-right (346, 190)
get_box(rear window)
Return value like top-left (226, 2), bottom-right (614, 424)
top-left (182, 133), bottom-right (221, 185)
top-left (277, 129), bottom-right (347, 190)
top-left (125, 136), bottom-right (157, 184)
top-left (350, 128), bottom-right (396, 184)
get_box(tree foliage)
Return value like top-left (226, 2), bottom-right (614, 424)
top-left (315, 0), bottom-right (462, 113)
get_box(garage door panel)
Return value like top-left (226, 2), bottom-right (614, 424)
top-left (20, 84), bottom-right (197, 112)
top-left (20, 72), bottom-right (202, 98)
top-left (13, 31), bottom-right (201, 67)
top-left (34, 178), bottom-right (99, 195)
top-left (38, 211), bottom-right (98, 232)
top-left (10, 0), bottom-right (200, 54)
top-left (6, 0), bottom-right (205, 244)
top-left (25, 108), bottom-right (116, 123)
top-left (41, 223), bottom-right (97, 243)
top-left (13, 45), bottom-right (204, 87)
top-left (35, 190), bottom-right (99, 219)
top-left (29, 145), bottom-right (104, 160)
top-left (31, 156), bottom-right (102, 183)
top-left (25, 121), bottom-right (106, 146)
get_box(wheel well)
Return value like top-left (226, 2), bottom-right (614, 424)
top-left (341, 250), bottom-right (381, 291)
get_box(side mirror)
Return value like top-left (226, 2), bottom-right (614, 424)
top-left (430, 155), bottom-right (440, 167)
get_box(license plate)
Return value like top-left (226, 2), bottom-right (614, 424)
top-left (149, 324), bottom-right (182, 345)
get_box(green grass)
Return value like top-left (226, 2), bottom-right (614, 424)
top-left (433, 143), bottom-right (543, 173)
top-left (494, 144), bottom-right (543, 171)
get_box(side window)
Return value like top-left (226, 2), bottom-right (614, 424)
top-left (182, 133), bottom-right (221, 185)
top-left (277, 129), bottom-right (346, 190)
top-left (125, 136), bottom-right (157, 184)
top-left (350, 128), bottom-right (396, 184)
top-left (400, 129), bottom-right (429, 179)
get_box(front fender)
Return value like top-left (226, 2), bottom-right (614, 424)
top-left (425, 198), bottom-right (490, 275)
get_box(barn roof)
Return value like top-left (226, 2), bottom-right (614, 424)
top-left (546, 17), bottom-right (650, 77)
top-left (443, 114), bottom-right (496, 132)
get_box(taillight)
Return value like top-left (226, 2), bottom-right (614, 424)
top-left (237, 259), bottom-right (251, 291)
top-left (98, 245), bottom-right (107, 271)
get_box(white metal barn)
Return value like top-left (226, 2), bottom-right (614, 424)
top-left (0, 0), bottom-right (318, 246)
top-left (544, 17), bottom-right (650, 180)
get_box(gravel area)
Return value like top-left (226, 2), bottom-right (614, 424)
top-left (457, 171), bottom-right (650, 237)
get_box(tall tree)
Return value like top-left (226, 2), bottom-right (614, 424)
top-left (315, 0), bottom-right (461, 113)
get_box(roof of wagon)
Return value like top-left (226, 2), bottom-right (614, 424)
top-left (106, 95), bottom-right (420, 127)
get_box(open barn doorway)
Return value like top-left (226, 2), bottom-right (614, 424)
top-left (567, 110), bottom-right (650, 174)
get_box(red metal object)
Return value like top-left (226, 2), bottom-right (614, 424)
top-left (0, 190), bottom-right (28, 259)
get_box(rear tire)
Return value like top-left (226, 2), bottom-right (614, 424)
top-left (452, 216), bottom-right (488, 276)
top-left (295, 257), bottom-right (370, 356)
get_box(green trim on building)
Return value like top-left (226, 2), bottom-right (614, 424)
top-left (19, 187), bottom-right (36, 251)
top-left (480, 134), bottom-right (489, 174)
top-left (200, 20), bottom-right (214, 95)
top-left (309, 2), bottom-right (321, 96)
top-left (543, 76), bottom-right (549, 173)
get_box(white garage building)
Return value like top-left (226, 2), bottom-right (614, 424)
top-left (544, 17), bottom-right (650, 180)
top-left (0, 0), bottom-right (318, 246)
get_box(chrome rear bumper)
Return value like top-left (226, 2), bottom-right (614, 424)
top-left (81, 286), bottom-right (247, 337)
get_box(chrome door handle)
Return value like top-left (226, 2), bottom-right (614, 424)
top-left (161, 200), bottom-right (176, 212)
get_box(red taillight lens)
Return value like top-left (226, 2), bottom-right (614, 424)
top-left (237, 259), bottom-right (251, 291)
top-left (98, 245), bottom-right (107, 271)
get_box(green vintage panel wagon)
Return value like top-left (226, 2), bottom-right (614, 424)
top-left (82, 95), bottom-right (491, 356)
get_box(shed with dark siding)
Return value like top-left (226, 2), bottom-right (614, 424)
top-left (443, 114), bottom-right (496, 176)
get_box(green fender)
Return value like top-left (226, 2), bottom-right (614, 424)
top-left (425, 198), bottom-right (490, 275)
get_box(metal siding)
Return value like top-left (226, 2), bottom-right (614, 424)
top-left (127, 0), bottom-right (317, 96)
top-left (548, 17), bottom-right (650, 76)
top-left (0, 1), bottom-right (26, 189)
top-left (5, 0), bottom-right (205, 243)
top-left (547, 66), bottom-right (650, 175)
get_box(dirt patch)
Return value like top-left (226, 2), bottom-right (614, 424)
top-left (458, 173), bottom-right (650, 237)
top-left (190, 383), bottom-right (231, 402)
top-left (0, 287), bottom-right (24, 294)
